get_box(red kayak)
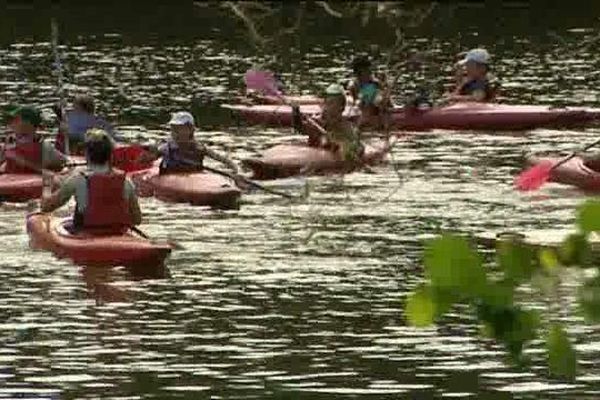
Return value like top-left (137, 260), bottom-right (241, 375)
top-left (131, 164), bottom-right (241, 209)
top-left (223, 102), bottom-right (600, 131)
top-left (527, 156), bottom-right (600, 192)
top-left (242, 139), bottom-right (393, 180)
top-left (0, 174), bottom-right (45, 202)
top-left (27, 213), bottom-right (172, 268)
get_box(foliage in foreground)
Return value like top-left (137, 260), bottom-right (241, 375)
top-left (404, 199), bottom-right (600, 380)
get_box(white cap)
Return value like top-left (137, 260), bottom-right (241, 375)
top-left (325, 83), bottom-right (345, 96)
top-left (459, 48), bottom-right (491, 65)
top-left (168, 111), bottom-right (195, 126)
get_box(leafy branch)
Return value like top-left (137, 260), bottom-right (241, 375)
top-left (405, 199), bottom-right (600, 380)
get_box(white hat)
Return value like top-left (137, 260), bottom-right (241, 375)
top-left (459, 48), bottom-right (491, 65)
top-left (168, 111), bottom-right (195, 126)
top-left (325, 83), bottom-right (345, 96)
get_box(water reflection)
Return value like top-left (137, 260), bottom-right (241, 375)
top-left (1, 2), bottom-right (600, 399)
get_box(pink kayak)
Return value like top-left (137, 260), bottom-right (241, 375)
top-left (527, 156), bottom-right (600, 192)
top-left (248, 93), bottom-right (323, 105)
top-left (223, 102), bottom-right (600, 131)
top-left (242, 139), bottom-right (392, 180)
top-left (130, 165), bottom-right (241, 209)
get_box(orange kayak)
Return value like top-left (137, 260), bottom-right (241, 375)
top-left (27, 213), bottom-right (172, 268)
top-left (131, 165), bottom-right (241, 209)
top-left (242, 139), bottom-right (393, 180)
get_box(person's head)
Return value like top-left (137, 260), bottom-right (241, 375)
top-left (168, 111), bottom-right (195, 143)
top-left (6, 105), bottom-right (42, 136)
top-left (85, 128), bottom-right (114, 165)
top-left (458, 48), bottom-right (490, 79)
top-left (322, 84), bottom-right (346, 122)
top-left (73, 94), bottom-right (96, 114)
top-left (351, 55), bottom-right (373, 82)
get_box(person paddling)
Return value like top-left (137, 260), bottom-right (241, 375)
top-left (41, 128), bottom-right (141, 234)
top-left (347, 56), bottom-right (392, 129)
top-left (444, 48), bottom-right (498, 103)
top-left (293, 84), bottom-right (363, 162)
top-left (1, 105), bottom-right (67, 172)
top-left (139, 111), bottom-right (242, 177)
top-left (55, 94), bottom-right (116, 155)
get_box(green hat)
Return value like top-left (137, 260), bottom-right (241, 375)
top-left (6, 105), bottom-right (42, 127)
top-left (324, 83), bottom-right (345, 96)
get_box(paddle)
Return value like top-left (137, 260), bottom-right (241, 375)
top-left (204, 165), bottom-right (299, 199)
top-left (175, 154), bottom-right (300, 199)
top-left (514, 138), bottom-right (600, 191)
top-left (244, 69), bottom-right (328, 136)
top-left (51, 17), bottom-right (69, 156)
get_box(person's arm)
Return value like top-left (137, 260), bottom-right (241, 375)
top-left (42, 142), bottom-right (67, 170)
top-left (124, 178), bottom-right (142, 225)
top-left (41, 174), bottom-right (77, 213)
top-left (201, 144), bottom-right (239, 174)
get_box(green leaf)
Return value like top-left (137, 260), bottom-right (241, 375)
top-left (578, 276), bottom-right (600, 323)
top-left (475, 302), bottom-right (539, 361)
top-left (560, 233), bottom-right (590, 267)
top-left (577, 200), bottom-right (600, 234)
top-left (539, 248), bottom-right (560, 272)
top-left (479, 281), bottom-right (514, 308)
top-left (497, 239), bottom-right (536, 284)
top-left (424, 235), bottom-right (486, 296)
top-left (547, 323), bottom-right (577, 380)
top-left (405, 285), bottom-right (436, 327)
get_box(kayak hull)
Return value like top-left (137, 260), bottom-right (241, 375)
top-left (26, 213), bottom-right (172, 268)
top-left (251, 94), bottom-right (323, 105)
top-left (527, 156), bottom-right (600, 192)
top-left (223, 102), bottom-right (600, 131)
top-left (242, 139), bottom-right (392, 180)
top-left (131, 166), bottom-right (242, 209)
top-left (0, 174), bottom-right (43, 202)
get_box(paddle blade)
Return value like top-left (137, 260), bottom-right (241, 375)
top-left (514, 161), bottom-right (554, 191)
top-left (244, 69), bottom-right (281, 97)
top-left (112, 145), bottom-right (153, 173)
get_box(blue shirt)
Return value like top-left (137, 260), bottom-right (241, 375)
top-left (67, 110), bottom-right (115, 142)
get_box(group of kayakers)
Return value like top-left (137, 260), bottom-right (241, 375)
top-left (2, 101), bottom-right (242, 234)
top-left (290, 47), bottom-right (496, 162)
top-left (1, 46), bottom-right (496, 236)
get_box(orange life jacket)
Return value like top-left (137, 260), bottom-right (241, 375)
top-left (4, 140), bottom-right (42, 174)
top-left (76, 172), bottom-right (133, 234)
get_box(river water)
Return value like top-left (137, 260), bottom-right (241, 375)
top-left (1, 3), bottom-right (600, 399)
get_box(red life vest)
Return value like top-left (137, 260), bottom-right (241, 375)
top-left (4, 140), bottom-right (42, 174)
top-left (80, 172), bottom-right (133, 234)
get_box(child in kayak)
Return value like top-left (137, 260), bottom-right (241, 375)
top-left (55, 94), bottom-right (116, 155)
top-left (445, 48), bottom-right (498, 103)
top-left (138, 111), bottom-right (242, 177)
top-left (347, 56), bottom-right (392, 129)
top-left (41, 128), bottom-right (142, 233)
top-left (293, 84), bottom-right (363, 162)
top-left (1, 105), bottom-right (67, 172)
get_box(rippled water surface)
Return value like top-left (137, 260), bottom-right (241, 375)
top-left (2, 3), bottom-right (600, 399)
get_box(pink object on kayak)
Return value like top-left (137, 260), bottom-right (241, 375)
top-left (244, 70), bottom-right (282, 97)
top-left (514, 160), bottom-right (554, 191)
top-left (525, 156), bottom-right (600, 192)
top-left (112, 145), bottom-right (154, 173)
